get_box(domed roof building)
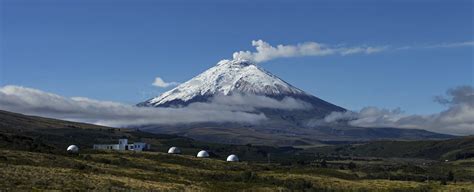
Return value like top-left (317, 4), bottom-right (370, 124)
top-left (196, 150), bottom-right (209, 158)
top-left (67, 145), bottom-right (79, 153)
top-left (226, 154), bottom-right (239, 162)
top-left (168, 147), bottom-right (181, 154)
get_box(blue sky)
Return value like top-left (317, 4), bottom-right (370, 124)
top-left (1, 0), bottom-right (472, 115)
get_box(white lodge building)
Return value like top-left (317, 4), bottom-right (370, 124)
top-left (93, 139), bottom-right (150, 151)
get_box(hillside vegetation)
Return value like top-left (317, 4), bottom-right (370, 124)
top-left (0, 110), bottom-right (302, 163)
top-left (307, 137), bottom-right (474, 161)
top-left (0, 110), bottom-right (473, 191)
top-left (1, 149), bottom-right (473, 191)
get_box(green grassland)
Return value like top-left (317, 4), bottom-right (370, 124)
top-left (1, 110), bottom-right (473, 191)
top-left (306, 137), bottom-right (474, 161)
top-left (1, 149), bottom-right (473, 191)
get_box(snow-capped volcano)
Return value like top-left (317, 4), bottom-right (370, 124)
top-left (139, 59), bottom-right (345, 115)
top-left (136, 59), bottom-right (452, 146)
top-left (139, 59), bottom-right (345, 118)
top-left (140, 59), bottom-right (306, 106)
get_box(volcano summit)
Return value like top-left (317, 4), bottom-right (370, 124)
top-left (139, 59), bottom-right (344, 118)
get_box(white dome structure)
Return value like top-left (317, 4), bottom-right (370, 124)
top-left (168, 147), bottom-right (181, 154)
top-left (226, 154), bottom-right (239, 162)
top-left (196, 150), bottom-right (209, 158)
top-left (67, 145), bottom-right (79, 153)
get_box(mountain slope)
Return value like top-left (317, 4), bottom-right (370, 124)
top-left (307, 136), bottom-right (474, 160)
top-left (137, 59), bottom-right (454, 145)
top-left (0, 109), bottom-right (299, 161)
top-left (138, 59), bottom-right (345, 117)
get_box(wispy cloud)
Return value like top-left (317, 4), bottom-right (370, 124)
top-left (310, 86), bottom-right (474, 136)
top-left (397, 41), bottom-right (474, 50)
top-left (233, 40), bottom-right (386, 63)
top-left (424, 41), bottom-right (474, 49)
top-left (152, 77), bottom-right (179, 88)
top-left (232, 40), bottom-right (473, 63)
top-left (0, 85), bottom-right (312, 127)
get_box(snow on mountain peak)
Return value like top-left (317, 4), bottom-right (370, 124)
top-left (143, 59), bottom-right (308, 107)
top-left (217, 59), bottom-right (254, 66)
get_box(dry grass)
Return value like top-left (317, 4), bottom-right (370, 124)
top-left (0, 149), bottom-right (473, 191)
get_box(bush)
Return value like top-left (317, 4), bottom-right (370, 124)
top-left (321, 160), bottom-right (327, 168)
top-left (240, 171), bottom-right (257, 182)
top-left (82, 154), bottom-right (92, 160)
top-left (440, 178), bottom-right (447, 185)
top-left (73, 163), bottom-right (89, 170)
top-left (283, 178), bottom-right (313, 190)
top-left (447, 171), bottom-right (454, 181)
top-left (348, 162), bottom-right (356, 170)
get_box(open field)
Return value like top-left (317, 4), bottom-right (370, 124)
top-left (1, 149), bottom-right (473, 191)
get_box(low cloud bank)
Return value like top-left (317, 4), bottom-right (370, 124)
top-left (310, 86), bottom-right (474, 136)
top-left (188, 94), bottom-right (311, 111)
top-left (233, 40), bottom-right (386, 63)
top-left (0, 85), bottom-right (310, 127)
top-left (1, 85), bottom-right (472, 135)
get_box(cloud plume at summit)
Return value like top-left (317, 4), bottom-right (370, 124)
top-left (232, 40), bottom-right (474, 63)
top-left (232, 40), bottom-right (386, 63)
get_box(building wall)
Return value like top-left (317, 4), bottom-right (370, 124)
top-left (118, 139), bottom-right (128, 150)
top-left (93, 144), bottom-right (120, 150)
top-left (127, 143), bottom-right (147, 151)
top-left (93, 140), bottom-right (149, 151)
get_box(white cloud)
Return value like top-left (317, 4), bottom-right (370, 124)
top-left (232, 40), bottom-right (387, 63)
top-left (396, 41), bottom-right (474, 50)
top-left (187, 94), bottom-right (311, 112)
top-left (0, 85), bottom-right (266, 127)
top-left (152, 77), bottom-right (179, 88)
top-left (425, 41), bottom-right (474, 48)
top-left (315, 86), bottom-right (474, 136)
top-left (0, 85), bottom-right (312, 127)
top-left (232, 39), bottom-right (474, 63)
top-left (2, 85), bottom-right (471, 135)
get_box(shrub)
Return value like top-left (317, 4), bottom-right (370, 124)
top-left (82, 154), bottom-right (92, 160)
top-left (240, 171), bottom-right (257, 182)
top-left (348, 162), bottom-right (357, 170)
top-left (447, 171), bottom-right (454, 181)
top-left (321, 160), bottom-right (327, 168)
top-left (73, 163), bottom-right (89, 170)
top-left (283, 178), bottom-right (313, 190)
